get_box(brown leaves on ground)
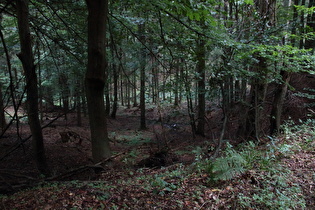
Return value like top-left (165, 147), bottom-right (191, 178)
top-left (1, 108), bottom-right (315, 209)
top-left (0, 169), bottom-right (237, 209)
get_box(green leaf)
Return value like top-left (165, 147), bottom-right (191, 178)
top-left (244, 0), bottom-right (254, 5)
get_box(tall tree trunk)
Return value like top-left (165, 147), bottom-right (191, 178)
top-left (270, 71), bottom-right (291, 135)
top-left (196, 38), bottom-right (206, 136)
top-left (59, 73), bottom-right (69, 120)
top-left (105, 83), bottom-right (110, 116)
top-left (305, 0), bottom-right (315, 49)
top-left (133, 71), bottom-right (138, 107)
top-left (247, 78), bottom-right (267, 139)
top-left (151, 55), bottom-right (157, 104)
top-left (299, 0), bottom-right (306, 48)
top-left (174, 63), bottom-right (179, 106)
top-left (0, 84), bottom-right (6, 132)
top-left (16, 0), bottom-right (49, 175)
top-left (76, 94), bottom-right (82, 126)
top-left (85, 0), bottom-right (111, 162)
top-left (126, 79), bottom-right (131, 108)
top-left (139, 23), bottom-right (146, 130)
top-left (0, 19), bottom-right (9, 132)
top-left (37, 43), bottom-right (43, 123)
top-left (111, 63), bottom-right (118, 119)
top-left (120, 78), bottom-right (124, 106)
top-left (75, 81), bottom-right (82, 126)
top-left (291, 0), bottom-right (299, 46)
top-left (239, 0), bottom-right (276, 140)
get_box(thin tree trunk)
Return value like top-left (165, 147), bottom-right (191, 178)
top-left (105, 83), bottom-right (110, 116)
top-left (184, 64), bottom-right (196, 137)
top-left (305, 0), bottom-right (315, 49)
top-left (234, 79), bottom-right (240, 102)
top-left (291, 0), bottom-right (299, 46)
top-left (0, 21), bottom-right (10, 132)
top-left (133, 70), bottom-right (138, 107)
top-left (85, 0), bottom-right (111, 162)
top-left (174, 64), bottom-right (179, 106)
top-left (196, 38), bottom-right (206, 136)
top-left (81, 93), bottom-right (87, 117)
top-left (37, 43), bottom-right (43, 123)
top-left (59, 73), bottom-right (69, 120)
top-left (0, 84), bottom-right (6, 131)
top-left (270, 71), bottom-right (291, 135)
top-left (1, 18), bottom-right (22, 140)
top-left (75, 81), bottom-right (82, 126)
top-left (76, 94), bottom-right (82, 126)
top-left (16, 0), bottom-right (49, 175)
top-left (139, 23), bottom-right (146, 130)
top-left (299, 0), bottom-right (306, 48)
top-left (126, 79), bottom-right (131, 108)
top-left (246, 79), bottom-right (267, 140)
top-left (120, 77), bottom-right (124, 106)
top-left (111, 63), bottom-right (118, 119)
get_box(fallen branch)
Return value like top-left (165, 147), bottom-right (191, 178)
top-left (0, 151), bottom-right (128, 194)
top-left (0, 170), bottom-right (37, 181)
top-left (0, 111), bottom-right (68, 161)
top-left (45, 151), bottom-right (128, 181)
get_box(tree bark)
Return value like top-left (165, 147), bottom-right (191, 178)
top-left (16, 0), bottom-right (49, 175)
top-left (196, 38), bottom-right (206, 136)
top-left (111, 63), bottom-right (118, 119)
top-left (105, 83), bottom-right (110, 116)
top-left (0, 84), bottom-right (6, 131)
top-left (120, 77), bottom-right (124, 106)
top-left (305, 0), bottom-right (315, 49)
top-left (59, 73), bottom-right (69, 120)
top-left (76, 94), bottom-right (82, 126)
top-left (270, 71), bottom-right (291, 135)
top-left (174, 63), bottom-right (179, 106)
top-left (75, 81), bottom-right (82, 126)
top-left (133, 70), bottom-right (138, 107)
top-left (139, 23), bottom-right (146, 130)
top-left (0, 20), bottom-right (9, 132)
top-left (85, 0), bottom-right (111, 162)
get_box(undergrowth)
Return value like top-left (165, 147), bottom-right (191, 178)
top-left (191, 136), bottom-right (307, 209)
top-left (2, 120), bottom-right (314, 209)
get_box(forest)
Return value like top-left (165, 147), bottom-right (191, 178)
top-left (0, 0), bottom-right (315, 209)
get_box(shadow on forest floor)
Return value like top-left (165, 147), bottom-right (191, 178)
top-left (0, 105), bottom-right (314, 209)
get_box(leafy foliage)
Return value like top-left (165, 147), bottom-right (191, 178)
top-left (209, 144), bottom-right (247, 181)
top-left (0, 0), bottom-right (314, 208)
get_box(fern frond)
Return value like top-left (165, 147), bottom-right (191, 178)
top-left (211, 148), bottom-right (247, 181)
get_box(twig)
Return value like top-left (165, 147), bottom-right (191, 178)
top-left (212, 114), bottom-right (228, 159)
top-left (45, 151), bottom-right (128, 181)
top-left (0, 170), bottom-right (37, 181)
top-left (0, 111), bottom-right (68, 161)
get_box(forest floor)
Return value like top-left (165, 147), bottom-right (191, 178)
top-left (0, 105), bottom-right (314, 209)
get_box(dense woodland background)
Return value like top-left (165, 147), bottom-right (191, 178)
top-left (0, 0), bottom-right (315, 209)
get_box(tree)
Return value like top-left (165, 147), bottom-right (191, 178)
top-left (139, 22), bottom-right (147, 130)
top-left (16, 0), bottom-right (49, 175)
top-left (0, 84), bottom-right (6, 132)
top-left (195, 36), bottom-right (206, 136)
top-left (85, 0), bottom-right (111, 162)
top-left (270, 71), bottom-right (291, 135)
top-left (1, 0), bottom-right (313, 161)
top-left (304, 0), bottom-right (315, 50)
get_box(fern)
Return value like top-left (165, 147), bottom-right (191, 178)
top-left (206, 140), bottom-right (289, 181)
top-left (210, 144), bottom-right (247, 181)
